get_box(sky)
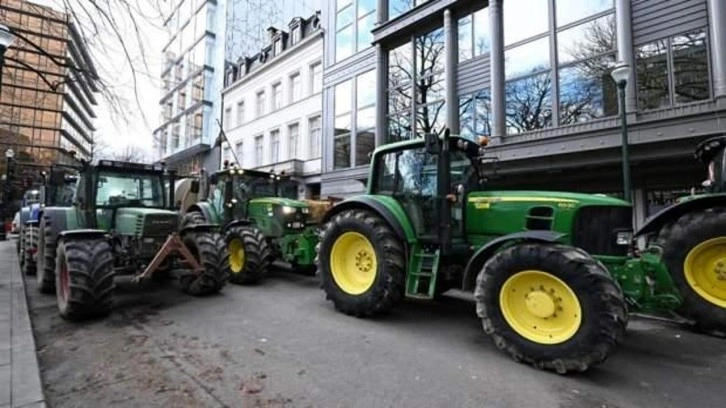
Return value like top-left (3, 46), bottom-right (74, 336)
top-left (28, 0), bottom-right (166, 158)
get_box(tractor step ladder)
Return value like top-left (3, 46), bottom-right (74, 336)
top-left (406, 247), bottom-right (440, 299)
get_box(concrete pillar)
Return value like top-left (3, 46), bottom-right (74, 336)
top-left (377, 0), bottom-right (388, 22)
top-left (708, 0), bottom-right (726, 101)
top-left (489, 0), bottom-right (505, 139)
top-left (615, 0), bottom-right (636, 113)
top-left (444, 9), bottom-right (459, 135)
top-left (375, 43), bottom-right (388, 146)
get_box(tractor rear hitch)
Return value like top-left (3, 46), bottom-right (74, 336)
top-left (133, 233), bottom-right (203, 282)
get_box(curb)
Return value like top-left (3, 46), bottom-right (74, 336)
top-left (1, 240), bottom-right (46, 408)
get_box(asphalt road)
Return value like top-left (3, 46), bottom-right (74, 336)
top-left (24, 268), bottom-right (726, 408)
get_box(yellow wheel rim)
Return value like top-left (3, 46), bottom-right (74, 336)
top-left (499, 270), bottom-right (582, 344)
top-left (228, 238), bottom-right (245, 274)
top-left (684, 237), bottom-right (726, 308)
top-left (330, 232), bottom-right (377, 295)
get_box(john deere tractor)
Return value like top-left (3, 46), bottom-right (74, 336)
top-left (631, 135), bottom-right (726, 335)
top-left (179, 166), bottom-right (320, 284)
top-left (37, 160), bottom-right (229, 320)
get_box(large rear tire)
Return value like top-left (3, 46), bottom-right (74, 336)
top-left (317, 209), bottom-right (405, 317)
top-left (475, 243), bottom-right (627, 374)
top-left (22, 224), bottom-right (39, 276)
top-left (55, 238), bottom-right (115, 320)
top-left (658, 209), bottom-right (726, 335)
top-left (36, 216), bottom-right (56, 294)
top-left (179, 232), bottom-right (229, 295)
top-left (225, 225), bottom-right (271, 284)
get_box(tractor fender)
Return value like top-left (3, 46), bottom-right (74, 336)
top-left (320, 195), bottom-right (417, 244)
top-left (186, 202), bottom-right (216, 224)
top-left (19, 206), bottom-right (32, 227)
top-left (221, 218), bottom-right (252, 234)
top-left (635, 193), bottom-right (726, 238)
top-left (58, 229), bottom-right (107, 242)
top-left (462, 230), bottom-right (567, 291)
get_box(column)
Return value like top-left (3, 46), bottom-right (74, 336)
top-left (615, 0), bottom-right (636, 112)
top-left (708, 0), bottom-right (726, 101)
top-left (444, 9), bottom-right (459, 135)
top-left (489, 0), bottom-right (505, 139)
top-left (375, 43), bottom-right (388, 146)
top-left (377, 0), bottom-right (388, 22)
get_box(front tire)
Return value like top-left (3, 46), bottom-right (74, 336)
top-left (224, 225), bottom-right (271, 284)
top-left (55, 238), bottom-right (115, 320)
top-left (37, 216), bottom-right (56, 294)
top-left (317, 210), bottom-right (405, 317)
top-left (475, 244), bottom-right (627, 374)
top-left (179, 232), bottom-right (229, 295)
top-left (659, 209), bottom-right (726, 335)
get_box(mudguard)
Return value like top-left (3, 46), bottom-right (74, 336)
top-left (186, 202), bottom-right (218, 225)
top-left (58, 229), bottom-right (107, 241)
top-left (635, 193), bottom-right (726, 238)
top-left (180, 223), bottom-right (220, 235)
top-left (320, 195), bottom-right (417, 244)
top-left (221, 218), bottom-right (252, 234)
top-left (462, 230), bottom-right (567, 291)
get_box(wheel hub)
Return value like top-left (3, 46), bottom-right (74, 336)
top-left (525, 291), bottom-right (556, 318)
top-left (355, 250), bottom-right (373, 273)
top-left (684, 237), bottom-right (726, 308)
top-left (330, 232), bottom-right (378, 295)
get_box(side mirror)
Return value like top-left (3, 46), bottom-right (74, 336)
top-left (424, 132), bottom-right (440, 155)
top-left (190, 180), bottom-right (200, 194)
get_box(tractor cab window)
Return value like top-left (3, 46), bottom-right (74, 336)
top-left (96, 171), bottom-right (165, 208)
top-left (235, 174), bottom-right (277, 200)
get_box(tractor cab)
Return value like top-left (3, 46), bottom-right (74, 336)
top-left (694, 135), bottom-right (726, 193)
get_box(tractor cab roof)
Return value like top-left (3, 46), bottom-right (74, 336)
top-left (372, 134), bottom-right (485, 157)
top-left (95, 160), bottom-right (166, 175)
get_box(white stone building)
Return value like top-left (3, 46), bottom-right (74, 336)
top-left (221, 13), bottom-right (323, 199)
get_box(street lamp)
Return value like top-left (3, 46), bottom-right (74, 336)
top-left (0, 149), bottom-right (13, 240)
top-left (611, 61), bottom-right (632, 203)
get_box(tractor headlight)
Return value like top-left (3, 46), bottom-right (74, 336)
top-left (282, 206), bottom-right (295, 214)
top-left (231, 198), bottom-right (238, 204)
top-left (615, 231), bottom-right (632, 246)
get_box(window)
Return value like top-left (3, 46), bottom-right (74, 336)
top-left (270, 129), bottom-right (280, 163)
top-left (503, 0), bottom-right (548, 46)
top-left (506, 73), bottom-right (552, 134)
top-left (505, 37), bottom-right (550, 79)
top-left (235, 141), bottom-right (244, 166)
top-left (356, 70), bottom-right (376, 166)
top-left (309, 116), bottom-right (322, 158)
top-left (291, 26), bottom-right (301, 45)
top-left (96, 171), bottom-right (164, 208)
top-left (274, 39), bottom-right (282, 56)
top-left (557, 14), bottom-right (618, 124)
top-left (334, 80), bottom-right (352, 169)
top-left (223, 147), bottom-right (232, 163)
top-left (172, 122), bottom-right (180, 148)
top-left (459, 90), bottom-right (492, 140)
top-left (256, 91), bottom-right (266, 117)
top-left (288, 123), bottom-right (299, 159)
top-left (389, 0), bottom-right (429, 20)
top-left (637, 30), bottom-right (711, 110)
top-left (310, 62), bottom-right (323, 94)
top-left (290, 73), bottom-right (301, 103)
top-left (386, 28), bottom-right (445, 143)
top-left (458, 7), bottom-right (489, 62)
top-left (556, 0), bottom-right (613, 27)
top-left (336, 0), bottom-right (377, 62)
top-left (254, 135), bottom-right (264, 166)
top-left (224, 107), bottom-right (232, 129)
top-left (236, 101), bottom-right (245, 126)
top-left (272, 82), bottom-right (282, 110)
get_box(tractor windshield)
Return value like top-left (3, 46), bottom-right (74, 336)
top-left (233, 174), bottom-right (277, 200)
top-left (96, 171), bottom-right (165, 208)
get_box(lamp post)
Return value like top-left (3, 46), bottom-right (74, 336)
top-left (0, 25), bottom-right (13, 240)
top-left (611, 61), bottom-right (632, 203)
top-left (1, 149), bottom-right (13, 240)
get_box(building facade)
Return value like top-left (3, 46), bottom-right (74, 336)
top-left (321, 0), bottom-right (726, 227)
top-left (0, 0), bottom-right (98, 165)
top-left (153, 0), bottom-right (227, 174)
top-left (222, 13), bottom-right (323, 199)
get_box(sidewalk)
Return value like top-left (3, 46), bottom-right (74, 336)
top-left (0, 239), bottom-right (45, 408)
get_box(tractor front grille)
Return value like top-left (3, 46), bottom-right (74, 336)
top-left (572, 206), bottom-right (631, 256)
top-left (141, 213), bottom-right (179, 237)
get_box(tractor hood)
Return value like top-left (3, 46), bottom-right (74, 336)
top-left (112, 207), bottom-right (179, 237)
top-left (249, 197), bottom-right (308, 208)
top-left (467, 191), bottom-right (631, 208)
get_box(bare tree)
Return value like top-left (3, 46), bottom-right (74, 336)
top-left (112, 145), bottom-right (147, 163)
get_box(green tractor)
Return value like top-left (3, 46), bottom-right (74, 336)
top-left (37, 160), bottom-right (229, 320)
top-left (631, 135), bottom-right (726, 335)
top-left (179, 165), bottom-right (322, 284)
